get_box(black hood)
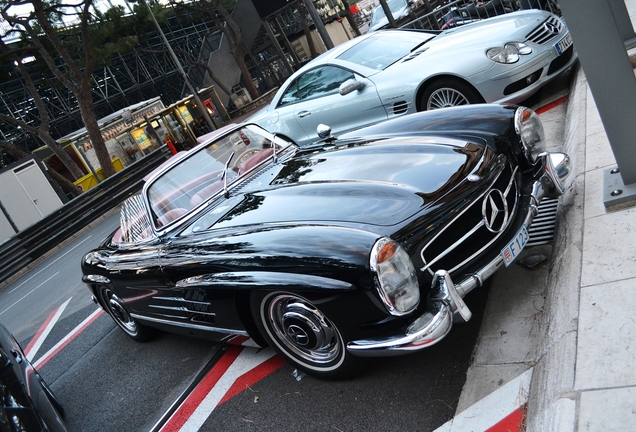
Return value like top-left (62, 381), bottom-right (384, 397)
top-left (212, 137), bottom-right (487, 228)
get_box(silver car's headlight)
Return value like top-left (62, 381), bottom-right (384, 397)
top-left (487, 43), bottom-right (532, 64)
top-left (370, 238), bottom-right (420, 316)
top-left (514, 107), bottom-right (546, 163)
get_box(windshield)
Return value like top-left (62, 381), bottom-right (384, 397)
top-left (145, 124), bottom-right (286, 230)
top-left (337, 32), bottom-right (435, 70)
top-left (370, 0), bottom-right (408, 26)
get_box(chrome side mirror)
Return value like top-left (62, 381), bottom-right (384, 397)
top-left (317, 124), bottom-right (332, 139)
top-left (339, 79), bottom-right (365, 96)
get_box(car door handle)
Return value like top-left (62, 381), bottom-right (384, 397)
top-left (297, 110), bottom-right (311, 118)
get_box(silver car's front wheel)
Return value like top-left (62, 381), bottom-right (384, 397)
top-left (252, 291), bottom-right (360, 379)
top-left (422, 78), bottom-right (484, 111)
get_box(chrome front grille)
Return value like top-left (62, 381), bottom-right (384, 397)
top-left (420, 163), bottom-right (519, 276)
top-left (525, 16), bottom-right (563, 44)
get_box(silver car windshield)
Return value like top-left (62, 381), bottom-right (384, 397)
top-left (145, 124), bottom-right (285, 230)
top-left (369, 0), bottom-right (408, 26)
top-left (336, 32), bottom-right (436, 70)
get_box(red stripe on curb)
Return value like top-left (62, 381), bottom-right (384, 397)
top-left (486, 403), bottom-right (527, 432)
top-left (160, 345), bottom-right (243, 432)
top-left (218, 354), bottom-right (286, 405)
top-left (227, 335), bottom-right (250, 345)
top-left (33, 309), bottom-right (104, 369)
top-left (535, 95), bottom-right (569, 115)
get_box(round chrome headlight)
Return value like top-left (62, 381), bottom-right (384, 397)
top-left (514, 107), bottom-right (546, 164)
top-left (370, 238), bottom-right (420, 316)
top-left (486, 43), bottom-right (532, 64)
top-left (487, 44), bottom-right (520, 64)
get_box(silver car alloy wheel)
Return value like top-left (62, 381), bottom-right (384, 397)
top-left (427, 87), bottom-right (470, 110)
top-left (261, 292), bottom-right (345, 370)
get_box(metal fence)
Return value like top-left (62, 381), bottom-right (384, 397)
top-left (401, 0), bottom-right (561, 31)
top-left (0, 147), bottom-right (170, 285)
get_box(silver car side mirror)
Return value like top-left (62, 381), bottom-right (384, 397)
top-left (339, 79), bottom-right (365, 96)
top-left (317, 124), bottom-right (332, 139)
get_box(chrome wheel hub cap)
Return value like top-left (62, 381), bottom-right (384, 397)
top-left (107, 294), bottom-right (137, 333)
top-left (266, 294), bottom-right (342, 365)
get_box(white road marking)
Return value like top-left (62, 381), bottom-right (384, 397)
top-left (8, 235), bottom-right (92, 294)
top-left (178, 347), bottom-right (276, 432)
top-left (24, 297), bottom-right (72, 362)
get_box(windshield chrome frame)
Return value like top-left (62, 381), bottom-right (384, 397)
top-left (140, 123), bottom-right (296, 237)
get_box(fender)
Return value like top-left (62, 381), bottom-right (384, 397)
top-left (175, 271), bottom-right (356, 292)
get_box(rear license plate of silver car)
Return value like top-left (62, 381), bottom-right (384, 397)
top-left (501, 224), bottom-right (529, 267)
top-left (555, 33), bottom-right (573, 55)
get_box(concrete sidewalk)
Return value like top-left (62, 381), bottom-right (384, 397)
top-left (526, 51), bottom-right (636, 432)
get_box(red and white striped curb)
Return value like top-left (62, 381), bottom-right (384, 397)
top-left (434, 368), bottom-right (533, 432)
top-left (158, 344), bottom-right (285, 432)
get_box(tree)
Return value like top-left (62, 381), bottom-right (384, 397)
top-left (299, 3), bottom-right (319, 59)
top-left (170, 0), bottom-right (260, 100)
top-left (0, 39), bottom-right (85, 196)
top-left (1, 0), bottom-right (138, 179)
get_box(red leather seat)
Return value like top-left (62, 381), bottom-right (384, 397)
top-left (238, 148), bottom-right (274, 173)
top-left (156, 208), bottom-right (188, 227)
top-left (189, 181), bottom-right (223, 207)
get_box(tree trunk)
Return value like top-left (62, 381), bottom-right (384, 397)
top-left (39, 135), bottom-right (85, 180)
top-left (233, 44), bottom-right (260, 100)
top-left (209, 0), bottom-right (260, 100)
top-left (77, 89), bottom-right (116, 178)
top-left (340, 0), bottom-right (361, 36)
top-left (300, 6), bottom-right (319, 59)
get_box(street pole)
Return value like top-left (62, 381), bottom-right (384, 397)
top-left (378, 0), bottom-right (397, 28)
top-left (302, 0), bottom-right (334, 50)
top-left (141, 0), bottom-right (217, 131)
top-left (559, 0), bottom-right (636, 207)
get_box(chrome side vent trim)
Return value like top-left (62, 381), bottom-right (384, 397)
top-left (392, 101), bottom-right (409, 115)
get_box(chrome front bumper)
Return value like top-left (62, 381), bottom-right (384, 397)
top-left (347, 151), bottom-right (570, 357)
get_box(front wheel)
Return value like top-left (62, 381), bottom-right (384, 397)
top-left (420, 78), bottom-right (484, 111)
top-left (251, 291), bottom-right (361, 380)
top-left (98, 286), bottom-right (154, 342)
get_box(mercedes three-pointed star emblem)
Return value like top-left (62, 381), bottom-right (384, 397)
top-left (287, 325), bottom-right (309, 346)
top-left (482, 189), bottom-right (509, 233)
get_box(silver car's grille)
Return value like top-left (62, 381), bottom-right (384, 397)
top-left (525, 16), bottom-right (563, 44)
top-left (420, 162), bottom-right (518, 276)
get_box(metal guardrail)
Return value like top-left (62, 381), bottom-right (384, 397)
top-left (0, 147), bottom-right (170, 284)
top-left (401, 0), bottom-right (561, 31)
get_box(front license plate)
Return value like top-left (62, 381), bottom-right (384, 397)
top-left (501, 224), bottom-right (529, 267)
top-left (555, 33), bottom-right (573, 55)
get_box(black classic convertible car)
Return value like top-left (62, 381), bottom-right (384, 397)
top-left (82, 104), bottom-right (570, 379)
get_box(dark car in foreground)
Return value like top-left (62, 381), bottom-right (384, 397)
top-left (0, 323), bottom-right (66, 431)
top-left (81, 104), bottom-right (570, 379)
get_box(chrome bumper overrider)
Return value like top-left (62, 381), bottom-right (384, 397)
top-left (347, 152), bottom-right (570, 357)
